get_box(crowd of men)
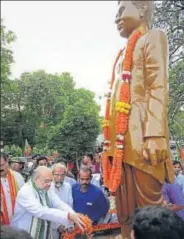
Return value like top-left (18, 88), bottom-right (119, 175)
top-left (1, 151), bottom-right (184, 239)
top-left (0, 151), bottom-right (111, 239)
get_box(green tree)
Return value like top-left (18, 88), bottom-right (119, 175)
top-left (168, 60), bottom-right (184, 144)
top-left (1, 20), bottom-right (19, 148)
top-left (1, 21), bottom-right (101, 156)
top-left (2, 68), bottom-right (101, 158)
top-left (153, 1), bottom-right (184, 66)
top-left (32, 146), bottom-right (54, 156)
top-left (1, 19), bottom-right (16, 84)
top-left (2, 70), bottom-right (76, 148)
top-left (49, 88), bottom-right (100, 161)
top-left (4, 145), bottom-right (23, 156)
top-left (1, 78), bottom-right (32, 150)
top-left (168, 60), bottom-right (184, 122)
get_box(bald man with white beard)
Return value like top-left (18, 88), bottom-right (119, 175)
top-left (11, 166), bottom-right (85, 239)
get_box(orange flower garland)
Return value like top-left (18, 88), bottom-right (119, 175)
top-left (92, 222), bottom-right (121, 232)
top-left (102, 25), bottom-right (146, 193)
top-left (62, 211), bottom-right (121, 238)
top-left (102, 49), bottom-right (123, 188)
top-left (62, 214), bottom-right (92, 239)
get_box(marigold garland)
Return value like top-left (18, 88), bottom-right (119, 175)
top-left (102, 49), bottom-right (123, 188)
top-left (62, 210), bottom-right (120, 238)
top-left (62, 214), bottom-right (92, 239)
top-left (102, 49), bottom-right (123, 151)
top-left (102, 25), bottom-right (146, 193)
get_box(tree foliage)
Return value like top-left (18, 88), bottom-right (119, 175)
top-left (2, 69), bottom-right (101, 159)
top-left (168, 61), bottom-right (184, 121)
top-left (4, 145), bottom-right (22, 157)
top-left (1, 20), bottom-right (101, 158)
top-left (1, 18), bottom-right (16, 84)
top-left (49, 88), bottom-right (100, 161)
top-left (168, 60), bottom-right (184, 143)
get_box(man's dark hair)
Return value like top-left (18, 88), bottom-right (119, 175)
top-left (173, 160), bottom-right (182, 167)
top-left (0, 226), bottom-right (33, 239)
top-left (132, 206), bottom-right (184, 239)
top-left (79, 166), bottom-right (92, 179)
top-left (32, 154), bottom-right (41, 160)
top-left (0, 152), bottom-right (8, 161)
top-left (36, 155), bottom-right (48, 165)
top-left (84, 153), bottom-right (93, 161)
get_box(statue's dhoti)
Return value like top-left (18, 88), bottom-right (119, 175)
top-left (115, 163), bottom-right (163, 238)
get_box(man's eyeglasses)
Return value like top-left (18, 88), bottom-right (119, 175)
top-left (53, 173), bottom-right (65, 177)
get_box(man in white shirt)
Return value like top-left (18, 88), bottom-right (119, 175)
top-left (0, 152), bottom-right (24, 225)
top-left (50, 163), bottom-right (73, 239)
top-left (10, 166), bottom-right (85, 239)
top-left (56, 161), bottom-right (77, 186)
top-left (51, 163), bottom-right (73, 207)
top-left (65, 175), bottom-right (77, 186)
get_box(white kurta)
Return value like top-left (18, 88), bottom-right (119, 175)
top-left (50, 181), bottom-right (73, 239)
top-left (65, 176), bottom-right (76, 186)
top-left (91, 174), bottom-right (101, 188)
top-left (50, 181), bottom-right (73, 208)
top-left (1, 170), bottom-right (24, 221)
top-left (10, 180), bottom-right (74, 236)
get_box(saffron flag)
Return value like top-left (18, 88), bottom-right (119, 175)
top-left (24, 139), bottom-right (31, 156)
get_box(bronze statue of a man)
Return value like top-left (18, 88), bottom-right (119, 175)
top-left (103, 1), bottom-right (174, 238)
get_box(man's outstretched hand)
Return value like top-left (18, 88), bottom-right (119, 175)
top-left (68, 212), bottom-right (85, 232)
top-left (143, 137), bottom-right (168, 166)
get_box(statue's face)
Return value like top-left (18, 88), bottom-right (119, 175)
top-left (115, 1), bottom-right (142, 38)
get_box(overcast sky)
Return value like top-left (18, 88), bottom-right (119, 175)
top-left (2, 1), bottom-right (126, 114)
